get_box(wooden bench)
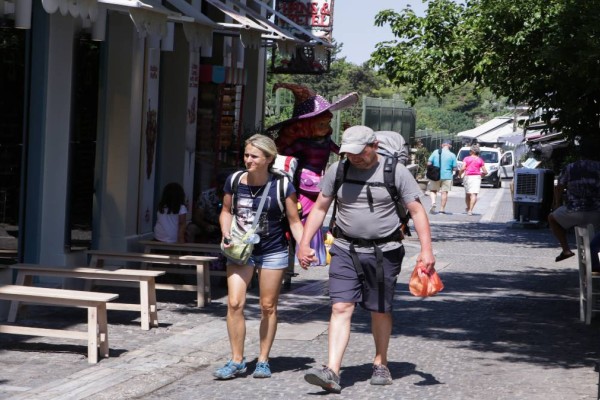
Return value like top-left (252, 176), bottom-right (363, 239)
top-left (137, 240), bottom-right (297, 288)
top-left (87, 250), bottom-right (217, 307)
top-left (0, 285), bottom-right (118, 364)
top-left (9, 264), bottom-right (165, 330)
top-left (575, 224), bottom-right (600, 324)
top-left (138, 240), bottom-right (225, 277)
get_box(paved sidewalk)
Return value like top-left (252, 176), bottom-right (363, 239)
top-left (2, 182), bottom-right (600, 399)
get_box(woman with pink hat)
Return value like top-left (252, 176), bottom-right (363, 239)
top-left (266, 83), bottom-right (359, 265)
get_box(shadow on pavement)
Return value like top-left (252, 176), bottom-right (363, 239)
top-left (430, 222), bottom-right (557, 249)
top-left (337, 361), bottom-right (444, 390)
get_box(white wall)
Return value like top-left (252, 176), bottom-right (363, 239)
top-left (38, 13), bottom-right (77, 265)
top-left (157, 26), bottom-right (191, 203)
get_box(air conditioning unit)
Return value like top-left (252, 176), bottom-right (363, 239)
top-left (513, 168), bottom-right (555, 222)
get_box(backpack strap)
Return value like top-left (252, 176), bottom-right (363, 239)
top-left (230, 170), bottom-right (246, 216)
top-left (276, 175), bottom-right (287, 213)
top-left (383, 156), bottom-right (403, 217)
top-left (233, 171), bottom-right (287, 214)
top-left (329, 157), bottom-right (411, 238)
top-left (382, 156), bottom-right (411, 237)
top-left (328, 159), bottom-right (350, 232)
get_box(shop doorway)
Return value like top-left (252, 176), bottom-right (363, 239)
top-left (0, 27), bottom-right (26, 263)
top-left (66, 34), bottom-right (100, 251)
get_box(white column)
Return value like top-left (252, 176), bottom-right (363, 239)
top-left (95, 12), bottom-right (145, 250)
top-left (39, 13), bottom-right (75, 264)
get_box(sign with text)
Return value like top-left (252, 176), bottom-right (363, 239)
top-left (138, 47), bottom-right (160, 234)
top-left (275, 0), bottom-right (334, 42)
top-left (271, 0), bottom-right (333, 74)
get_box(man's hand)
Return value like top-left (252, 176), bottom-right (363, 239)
top-left (297, 244), bottom-right (317, 269)
top-left (406, 199), bottom-right (436, 273)
top-left (416, 250), bottom-right (436, 274)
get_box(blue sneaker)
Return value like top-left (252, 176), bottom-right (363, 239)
top-left (252, 361), bottom-right (272, 378)
top-left (213, 359), bottom-right (247, 380)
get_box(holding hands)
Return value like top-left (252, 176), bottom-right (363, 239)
top-left (297, 245), bottom-right (316, 270)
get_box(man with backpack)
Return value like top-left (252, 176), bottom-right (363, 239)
top-left (427, 140), bottom-right (457, 214)
top-left (298, 125), bottom-right (436, 393)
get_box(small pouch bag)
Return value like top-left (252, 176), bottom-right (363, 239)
top-left (221, 221), bottom-right (254, 264)
top-left (221, 178), bottom-right (272, 264)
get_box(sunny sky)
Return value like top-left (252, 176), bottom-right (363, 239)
top-left (332, 0), bottom-right (427, 65)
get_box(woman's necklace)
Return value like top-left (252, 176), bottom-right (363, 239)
top-left (246, 172), bottom-right (269, 198)
top-left (249, 184), bottom-right (265, 198)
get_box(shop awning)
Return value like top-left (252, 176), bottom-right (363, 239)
top-left (203, 0), bottom-right (306, 45)
top-left (251, 0), bottom-right (333, 48)
top-left (476, 124), bottom-right (523, 144)
top-left (226, 0), bottom-right (301, 43)
top-left (98, 0), bottom-right (175, 14)
top-left (203, 0), bottom-right (271, 33)
top-left (164, 0), bottom-right (222, 55)
top-left (165, 0), bottom-right (224, 30)
top-left (98, 0), bottom-right (184, 38)
top-left (456, 117), bottom-right (513, 139)
top-left (40, 0), bottom-right (186, 38)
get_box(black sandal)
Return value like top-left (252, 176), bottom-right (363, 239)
top-left (555, 251), bottom-right (575, 262)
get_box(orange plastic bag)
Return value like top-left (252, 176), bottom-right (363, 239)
top-left (409, 262), bottom-right (444, 297)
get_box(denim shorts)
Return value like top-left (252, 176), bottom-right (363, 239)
top-left (242, 250), bottom-right (289, 270)
top-left (328, 244), bottom-right (404, 313)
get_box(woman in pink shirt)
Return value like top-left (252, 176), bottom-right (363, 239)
top-left (459, 145), bottom-right (488, 215)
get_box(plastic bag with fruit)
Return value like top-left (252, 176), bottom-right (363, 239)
top-left (409, 261), bottom-right (444, 297)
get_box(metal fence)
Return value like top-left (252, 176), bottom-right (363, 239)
top-left (415, 129), bottom-right (460, 152)
top-left (362, 96), bottom-right (416, 145)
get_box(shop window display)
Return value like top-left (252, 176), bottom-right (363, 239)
top-left (191, 83), bottom-right (244, 271)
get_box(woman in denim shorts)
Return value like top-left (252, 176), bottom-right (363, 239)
top-left (214, 134), bottom-right (304, 380)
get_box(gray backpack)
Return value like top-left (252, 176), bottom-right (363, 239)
top-left (375, 131), bottom-right (409, 166)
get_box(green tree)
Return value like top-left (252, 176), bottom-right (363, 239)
top-left (370, 0), bottom-right (600, 139)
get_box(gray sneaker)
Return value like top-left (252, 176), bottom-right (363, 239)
top-left (370, 364), bottom-right (392, 385)
top-left (304, 365), bottom-right (341, 393)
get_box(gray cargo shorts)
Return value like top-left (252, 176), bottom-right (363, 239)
top-left (328, 244), bottom-right (404, 313)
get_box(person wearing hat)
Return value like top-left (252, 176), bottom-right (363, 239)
top-left (297, 125), bottom-right (436, 393)
top-left (426, 140), bottom-right (457, 214)
top-left (266, 83), bottom-right (359, 265)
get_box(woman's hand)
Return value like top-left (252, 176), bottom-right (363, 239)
top-left (297, 244), bottom-right (316, 269)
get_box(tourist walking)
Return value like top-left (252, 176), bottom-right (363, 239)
top-left (459, 144), bottom-right (487, 215)
top-left (297, 125), bottom-right (436, 393)
top-left (214, 134), bottom-right (304, 380)
top-left (427, 140), bottom-right (457, 214)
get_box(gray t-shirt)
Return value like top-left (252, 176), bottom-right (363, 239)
top-left (321, 156), bottom-right (423, 253)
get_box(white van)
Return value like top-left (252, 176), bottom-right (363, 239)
top-left (454, 146), bottom-right (515, 188)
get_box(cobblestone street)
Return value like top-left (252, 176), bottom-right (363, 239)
top-left (1, 182), bottom-right (599, 399)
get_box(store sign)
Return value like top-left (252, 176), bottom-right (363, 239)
top-left (275, 0), bottom-right (334, 42)
top-left (138, 47), bottom-right (160, 234)
top-left (272, 0), bottom-right (334, 74)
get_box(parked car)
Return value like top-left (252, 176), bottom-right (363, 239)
top-left (453, 146), bottom-right (515, 188)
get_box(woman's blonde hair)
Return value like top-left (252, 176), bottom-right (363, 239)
top-left (245, 134), bottom-right (278, 166)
